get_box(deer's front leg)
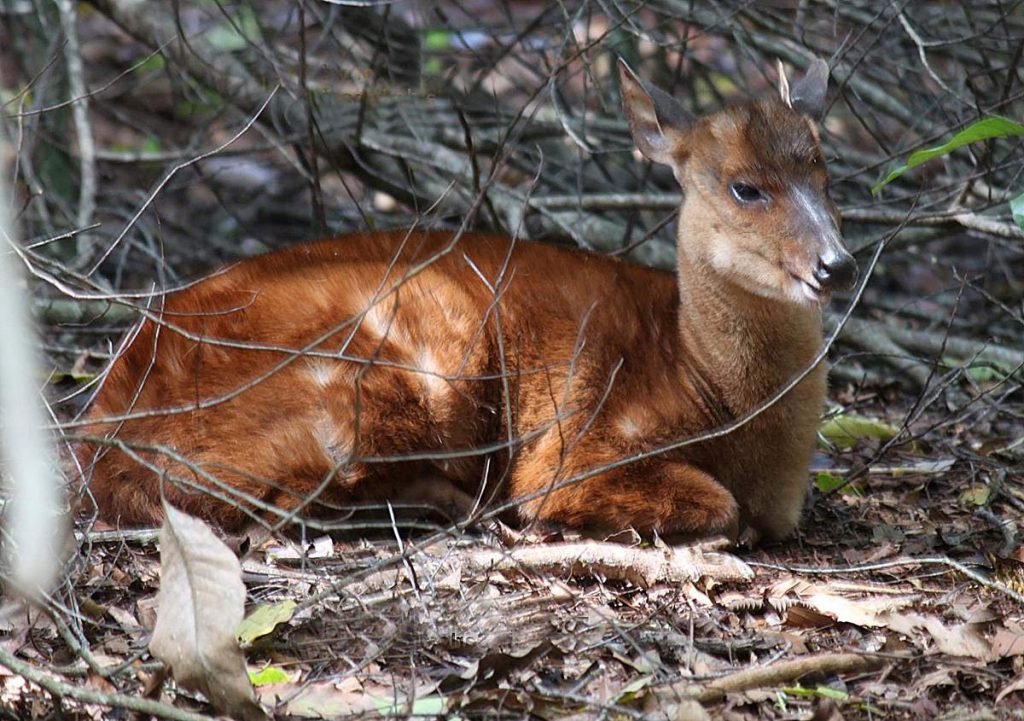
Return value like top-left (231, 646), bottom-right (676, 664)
top-left (512, 453), bottom-right (740, 542)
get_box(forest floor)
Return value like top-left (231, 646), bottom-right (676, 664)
top-left (4, 389), bottom-right (1023, 720)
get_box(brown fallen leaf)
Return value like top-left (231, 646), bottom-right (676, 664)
top-left (149, 502), bottom-right (267, 721)
top-left (884, 612), bottom-right (994, 661)
top-left (992, 625), bottom-right (1024, 658)
top-left (671, 699), bottom-right (711, 721)
top-left (800, 591), bottom-right (918, 628)
top-left (809, 699), bottom-right (846, 721)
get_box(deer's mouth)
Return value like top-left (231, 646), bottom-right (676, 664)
top-left (788, 271), bottom-right (827, 306)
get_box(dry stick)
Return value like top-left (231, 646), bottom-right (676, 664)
top-left (897, 12), bottom-right (966, 106)
top-left (302, 540), bottom-right (754, 602)
top-left (0, 644), bottom-right (215, 721)
top-left (85, 87), bottom-right (280, 276)
top-left (937, 713), bottom-right (999, 721)
top-left (669, 653), bottom-right (887, 703)
top-left (463, 541), bottom-right (754, 587)
top-left (667, 0), bottom-right (947, 138)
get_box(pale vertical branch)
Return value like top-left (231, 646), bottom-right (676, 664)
top-left (0, 145), bottom-right (62, 597)
top-left (56, 0), bottom-right (97, 261)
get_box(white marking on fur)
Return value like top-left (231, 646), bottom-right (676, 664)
top-left (363, 301), bottom-right (391, 340)
top-left (792, 186), bottom-right (836, 236)
top-left (416, 347), bottom-right (447, 398)
top-left (616, 415), bottom-right (642, 438)
top-left (306, 360), bottom-right (335, 387)
top-left (709, 237), bottom-right (735, 273)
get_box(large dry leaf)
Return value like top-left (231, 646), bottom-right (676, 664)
top-left (772, 586), bottom-right (996, 661)
top-left (803, 592), bottom-right (918, 627)
top-left (885, 612), bottom-right (995, 661)
top-left (150, 502), bottom-right (266, 721)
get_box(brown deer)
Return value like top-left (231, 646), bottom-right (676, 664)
top-left (76, 59), bottom-right (856, 543)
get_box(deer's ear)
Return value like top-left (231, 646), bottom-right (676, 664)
top-left (618, 58), bottom-right (693, 166)
top-left (786, 58), bottom-right (830, 119)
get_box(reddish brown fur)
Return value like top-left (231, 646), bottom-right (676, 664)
top-left (77, 62), bottom-right (853, 541)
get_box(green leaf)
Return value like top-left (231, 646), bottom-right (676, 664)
top-left (237, 600), bottom-right (296, 646)
top-left (1010, 192), bottom-right (1024, 230)
top-left (782, 685), bottom-right (849, 701)
top-left (814, 471), bottom-right (844, 492)
top-left (47, 369), bottom-right (96, 384)
top-left (966, 364), bottom-right (1000, 383)
top-left (205, 6), bottom-right (263, 52)
top-left (424, 29), bottom-right (451, 51)
top-left (813, 472), bottom-right (861, 496)
top-left (176, 87), bottom-right (225, 117)
top-left (872, 116), bottom-right (1024, 194)
top-left (819, 414), bottom-right (899, 450)
top-left (959, 485), bottom-right (990, 507)
top-left (616, 674), bottom-right (653, 702)
top-left (943, 355), bottom-right (1015, 383)
top-left (133, 54), bottom-right (166, 75)
top-left (249, 665), bottom-right (290, 686)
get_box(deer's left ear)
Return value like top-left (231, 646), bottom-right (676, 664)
top-left (782, 58), bottom-right (830, 119)
top-left (618, 57), bottom-right (694, 166)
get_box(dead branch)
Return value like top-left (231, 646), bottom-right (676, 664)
top-left (842, 208), bottom-right (1024, 240)
top-left (829, 313), bottom-right (1024, 378)
top-left (35, 298), bottom-right (137, 326)
top-left (464, 541), bottom-right (754, 587)
top-left (670, 653), bottom-right (887, 703)
top-left (318, 540), bottom-right (753, 600)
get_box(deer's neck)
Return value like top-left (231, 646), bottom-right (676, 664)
top-left (673, 250), bottom-right (824, 418)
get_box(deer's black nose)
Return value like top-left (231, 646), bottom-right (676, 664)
top-left (813, 250), bottom-right (858, 290)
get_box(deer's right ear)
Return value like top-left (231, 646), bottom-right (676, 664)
top-left (789, 58), bottom-right (830, 119)
top-left (618, 58), bottom-right (692, 166)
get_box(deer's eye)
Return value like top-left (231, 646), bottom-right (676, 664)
top-left (729, 182), bottom-right (765, 204)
